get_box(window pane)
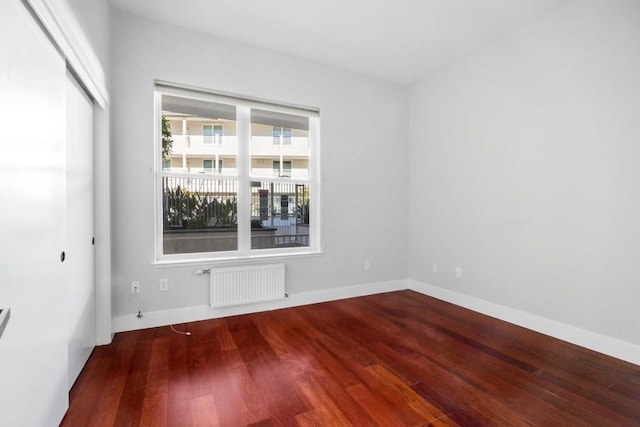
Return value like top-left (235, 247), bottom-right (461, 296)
top-left (203, 124), bottom-right (213, 144)
top-left (250, 109), bottom-right (309, 179)
top-left (161, 93), bottom-right (239, 255)
top-left (282, 127), bottom-right (292, 145)
top-left (162, 94), bottom-right (237, 175)
top-left (272, 126), bottom-right (282, 145)
top-left (250, 181), bottom-right (310, 250)
top-left (162, 176), bottom-right (238, 254)
top-left (272, 161), bottom-right (292, 177)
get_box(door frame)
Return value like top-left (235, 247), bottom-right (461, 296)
top-left (26, 0), bottom-right (112, 344)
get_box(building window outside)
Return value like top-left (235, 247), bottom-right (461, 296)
top-left (203, 124), bottom-right (213, 144)
top-left (156, 84), bottom-right (319, 261)
top-left (273, 160), bottom-right (292, 177)
top-left (162, 159), bottom-right (171, 171)
top-left (203, 124), bottom-right (223, 144)
top-left (203, 159), bottom-right (223, 173)
top-left (213, 124), bottom-right (223, 143)
top-left (272, 126), bottom-right (292, 145)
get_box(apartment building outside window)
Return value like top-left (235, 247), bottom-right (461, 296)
top-left (155, 82), bottom-right (320, 262)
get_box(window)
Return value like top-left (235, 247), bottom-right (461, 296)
top-left (203, 124), bottom-right (213, 144)
top-left (272, 126), bottom-right (292, 145)
top-left (203, 159), bottom-right (223, 173)
top-left (156, 83), bottom-right (319, 262)
top-left (273, 161), bottom-right (292, 177)
top-left (203, 124), bottom-right (223, 144)
top-left (162, 159), bottom-right (171, 171)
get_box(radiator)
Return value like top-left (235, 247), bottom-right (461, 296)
top-left (209, 264), bottom-right (286, 308)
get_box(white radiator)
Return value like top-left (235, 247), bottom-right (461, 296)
top-left (209, 263), bottom-right (286, 308)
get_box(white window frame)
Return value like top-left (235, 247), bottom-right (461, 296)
top-left (154, 82), bottom-right (321, 264)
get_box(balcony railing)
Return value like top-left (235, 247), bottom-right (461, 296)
top-left (163, 167), bottom-right (309, 178)
top-left (171, 135), bottom-right (238, 155)
top-left (169, 134), bottom-right (309, 157)
top-left (250, 135), bottom-right (309, 156)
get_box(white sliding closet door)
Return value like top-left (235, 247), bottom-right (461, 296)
top-left (0, 0), bottom-right (69, 424)
top-left (66, 71), bottom-right (96, 389)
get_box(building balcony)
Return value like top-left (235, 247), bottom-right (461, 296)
top-left (163, 167), bottom-right (232, 174)
top-left (250, 167), bottom-right (309, 179)
top-left (169, 134), bottom-right (310, 158)
top-left (171, 135), bottom-right (238, 156)
top-left (250, 135), bottom-right (309, 157)
top-left (162, 166), bottom-right (310, 179)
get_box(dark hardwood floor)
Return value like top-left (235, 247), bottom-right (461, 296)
top-left (61, 290), bottom-right (640, 426)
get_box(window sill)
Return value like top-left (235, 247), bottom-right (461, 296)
top-left (152, 250), bottom-right (323, 268)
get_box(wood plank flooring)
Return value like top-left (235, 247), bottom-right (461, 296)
top-left (61, 290), bottom-right (640, 426)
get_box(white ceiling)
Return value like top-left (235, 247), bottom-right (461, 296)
top-left (110, 0), bottom-right (567, 85)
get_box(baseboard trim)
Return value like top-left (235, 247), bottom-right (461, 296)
top-left (112, 279), bottom-right (408, 333)
top-left (408, 280), bottom-right (640, 366)
top-left (112, 278), bottom-right (639, 366)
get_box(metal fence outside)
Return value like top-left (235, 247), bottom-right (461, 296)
top-left (162, 175), bottom-right (310, 250)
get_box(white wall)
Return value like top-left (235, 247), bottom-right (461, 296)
top-left (64, 0), bottom-right (110, 77)
top-left (409, 0), bottom-right (640, 347)
top-left (110, 10), bottom-right (409, 327)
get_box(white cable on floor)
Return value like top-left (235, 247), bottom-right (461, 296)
top-left (161, 285), bottom-right (191, 336)
top-left (170, 324), bottom-right (191, 336)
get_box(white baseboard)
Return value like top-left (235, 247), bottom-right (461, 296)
top-left (112, 279), bottom-right (407, 333)
top-left (408, 280), bottom-right (640, 366)
top-left (112, 278), bottom-right (639, 366)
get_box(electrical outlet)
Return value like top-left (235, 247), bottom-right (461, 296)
top-left (131, 281), bottom-right (140, 294)
top-left (455, 268), bottom-right (462, 278)
top-left (160, 278), bottom-right (168, 291)
top-left (364, 260), bottom-right (370, 271)
top-left (432, 263), bottom-right (438, 273)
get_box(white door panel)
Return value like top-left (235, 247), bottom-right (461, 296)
top-left (66, 71), bottom-right (96, 389)
top-left (0, 0), bottom-right (69, 424)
